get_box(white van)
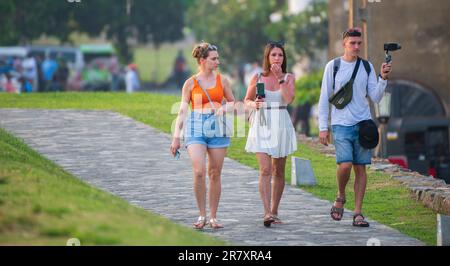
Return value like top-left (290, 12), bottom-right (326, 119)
top-left (28, 45), bottom-right (84, 71)
top-left (0, 47), bottom-right (29, 58)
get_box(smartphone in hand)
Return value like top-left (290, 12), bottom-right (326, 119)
top-left (256, 82), bottom-right (265, 99)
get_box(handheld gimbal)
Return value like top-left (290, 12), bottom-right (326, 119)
top-left (384, 43), bottom-right (402, 63)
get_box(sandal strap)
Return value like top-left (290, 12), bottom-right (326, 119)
top-left (209, 218), bottom-right (223, 228)
top-left (194, 216), bottom-right (207, 225)
top-left (264, 215), bottom-right (275, 222)
top-left (331, 206), bottom-right (344, 214)
top-left (353, 213), bottom-right (365, 221)
top-left (335, 197), bottom-right (346, 204)
top-left (271, 215), bottom-right (282, 224)
top-left (193, 216), bottom-right (208, 229)
top-left (353, 220), bottom-right (369, 226)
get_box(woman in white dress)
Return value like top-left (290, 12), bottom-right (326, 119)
top-left (244, 41), bottom-right (297, 227)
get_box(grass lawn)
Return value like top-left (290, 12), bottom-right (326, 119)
top-left (0, 92), bottom-right (437, 245)
top-left (0, 127), bottom-right (226, 245)
top-left (0, 94), bottom-right (227, 246)
top-left (135, 45), bottom-right (197, 84)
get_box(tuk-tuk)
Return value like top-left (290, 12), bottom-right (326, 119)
top-left (381, 80), bottom-right (450, 184)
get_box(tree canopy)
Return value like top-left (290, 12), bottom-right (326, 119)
top-left (186, 0), bottom-right (328, 72)
top-left (186, 0), bottom-right (282, 67)
top-left (0, 0), bottom-right (185, 63)
top-left (0, 0), bottom-right (73, 45)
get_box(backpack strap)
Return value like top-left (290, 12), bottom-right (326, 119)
top-left (361, 58), bottom-right (371, 97)
top-left (333, 57), bottom-right (372, 96)
top-left (350, 58), bottom-right (362, 80)
top-left (332, 58), bottom-right (341, 91)
top-left (361, 59), bottom-right (371, 76)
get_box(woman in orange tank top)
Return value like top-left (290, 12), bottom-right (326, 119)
top-left (170, 42), bottom-right (235, 229)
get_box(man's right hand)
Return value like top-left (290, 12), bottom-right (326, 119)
top-left (319, 131), bottom-right (329, 146)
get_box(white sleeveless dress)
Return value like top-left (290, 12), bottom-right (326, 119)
top-left (245, 89), bottom-right (297, 158)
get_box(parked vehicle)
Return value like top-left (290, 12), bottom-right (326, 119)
top-left (79, 44), bottom-right (115, 65)
top-left (380, 80), bottom-right (450, 184)
top-left (77, 44), bottom-right (124, 91)
top-left (28, 45), bottom-right (84, 71)
top-left (0, 46), bottom-right (28, 58)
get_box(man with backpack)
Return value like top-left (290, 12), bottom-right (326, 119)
top-left (318, 27), bottom-right (392, 227)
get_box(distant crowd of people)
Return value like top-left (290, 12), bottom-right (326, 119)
top-left (0, 53), bottom-right (146, 94)
top-left (0, 54), bottom-right (69, 93)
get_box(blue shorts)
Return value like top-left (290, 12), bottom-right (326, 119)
top-left (184, 112), bottom-right (230, 149)
top-left (332, 124), bottom-right (372, 165)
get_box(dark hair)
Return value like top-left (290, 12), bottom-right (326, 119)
top-left (192, 42), bottom-right (218, 64)
top-left (262, 41), bottom-right (287, 76)
top-left (342, 27), bottom-right (362, 39)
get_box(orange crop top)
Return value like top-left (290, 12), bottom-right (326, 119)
top-left (190, 74), bottom-right (224, 110)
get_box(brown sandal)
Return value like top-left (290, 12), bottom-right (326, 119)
top-left (352, 213), bottom-right (370, 227)
top-left (330, 197), bottom-right (346, 221)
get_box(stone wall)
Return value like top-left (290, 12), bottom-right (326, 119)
top-left (328, 0), bottom-right (450, 114)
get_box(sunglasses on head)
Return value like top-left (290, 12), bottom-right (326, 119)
top-left (198, 41), bottom-right (218, 51)
top-left (342, 27), bottom-right (362, 38)
top-left (267, 40), bottom-right (285, 48)
top-left (207, 44), bottom-right (218, 51)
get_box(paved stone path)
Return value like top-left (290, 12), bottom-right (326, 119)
top-left (0, 109), bottom-right (423, 246)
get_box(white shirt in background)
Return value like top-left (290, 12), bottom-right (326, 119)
top-left (125, 69), bottom-right (140, 93)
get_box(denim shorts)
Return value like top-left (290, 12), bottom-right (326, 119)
top-left (332, 124), bottom-right (372, 165)
top-left (184, 112), bottom-right (230, 149)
